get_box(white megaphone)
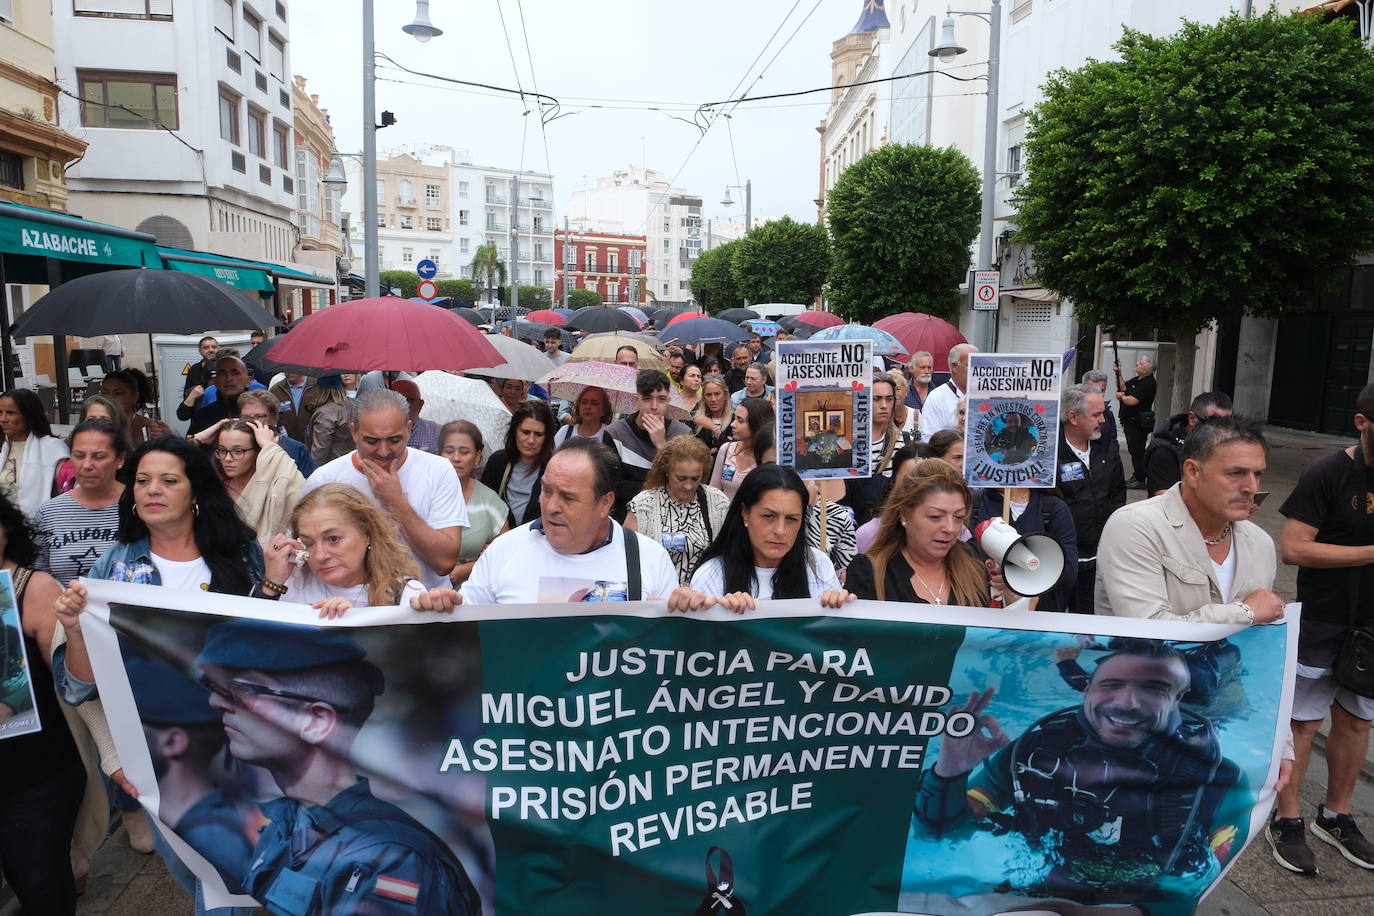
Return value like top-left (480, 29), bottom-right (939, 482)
top-left (975, 517), bottom-right (1066, 598)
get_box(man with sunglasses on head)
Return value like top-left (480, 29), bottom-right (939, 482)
top-left (196, 619), bottom-right (481, 915)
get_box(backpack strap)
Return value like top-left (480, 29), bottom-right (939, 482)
top-left (622, 523), bottom-right (641, 601)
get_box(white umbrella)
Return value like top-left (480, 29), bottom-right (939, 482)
top-left (414, 371), bottom-right (511, 455)
top-left (468, 334), bottom-right (556, 381)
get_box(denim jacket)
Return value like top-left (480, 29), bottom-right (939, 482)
top-left (56, 537), bottom-right (265, 704)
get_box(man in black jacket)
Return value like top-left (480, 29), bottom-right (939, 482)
top-left (1143, 391), bottom-right (1232, 496)
top-left (1056, 384), bottom-right (1126, 613)
top-left (603, 370), bottom-right (692, 520)
top-left (722, 344), bottom-right (752, 394)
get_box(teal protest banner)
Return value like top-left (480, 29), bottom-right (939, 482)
top-left (0, 571), bottom-right (41, 741)
top-left (79, 581), bottom-right (1295, 915)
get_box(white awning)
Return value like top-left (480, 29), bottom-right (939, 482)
top-left (1000, 287), bottom-right (1059, 303)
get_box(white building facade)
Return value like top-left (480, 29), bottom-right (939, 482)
top-left (817, 4), bottom-right (892, 226)
top-left (568, 167), bottom-right (702, 308)
top-left (52, 1), bottom-right (312, 274)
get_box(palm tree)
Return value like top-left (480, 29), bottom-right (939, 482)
top-left (469, 244), bottom-right (507, 306)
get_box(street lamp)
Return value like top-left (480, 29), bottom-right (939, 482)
top-left (721, 180), bottom-right (752, 233)
top-left (931, 0), bottom-right (1001, 353)
top-left (402, 0), bottom-right (443, 42)
top-left (361, 1), bottom-right (444, 299)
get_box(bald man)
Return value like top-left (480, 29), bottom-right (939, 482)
top-left (389, 379), bottom-right (442, 454)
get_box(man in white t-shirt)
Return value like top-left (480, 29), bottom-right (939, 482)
top-left (460, 438), bottom-right (702, 606)
top-left (302, 388), bottom-right (467, 589)
top-left (920, 343), bottom-right (977, 440)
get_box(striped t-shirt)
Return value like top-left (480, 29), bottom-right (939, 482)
top-left (35, 491), bottom-right (120, 584)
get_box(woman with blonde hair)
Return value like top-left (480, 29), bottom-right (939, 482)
top-left (846, 458), bottom-right (994, 606)
top-left (625, 435), bottom-right (729, 585)
top-left (692, 375), bottom-right (732, 452)
top-left (263, 483), bottom-right (457, 617)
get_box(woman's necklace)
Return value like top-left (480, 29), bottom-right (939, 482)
top-left (902, 549), bottom-right (946, 603)
top-left (1203, 523), bottom-right (1232, 547)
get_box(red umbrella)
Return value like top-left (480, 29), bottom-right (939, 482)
top-left (872, 313), bottom-right (967, 371)
top-left (792, 310), bottom-right (845, 329)
top-left (268, 296), bottom-right (502, 372)
top-left (665, 311), bottom-right (699, 327)
top-left (525, 309), bottom-right (567, 326)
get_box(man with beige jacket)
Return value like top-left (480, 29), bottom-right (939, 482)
top-left (1095, 417), bottom-right (1284, 625)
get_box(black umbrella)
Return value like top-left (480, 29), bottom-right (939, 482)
top-left (658, 316), bottom-right (752, 347)
top-left (567, 306), bottom-right (641, 333)
top-left (716, 307), bottom-right (761, 324)
top-left (10, 268), bottom-right (278, 337)
top-left (451, 307), bottom-right (485, 327)
top-left (511, 321), bottom-right (576, 350)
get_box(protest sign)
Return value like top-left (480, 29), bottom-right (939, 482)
top-left (0, 570), bottom-right (41, 741)
top-left (776, 338), bottom-right (874, 479)
top-left (963, 353), bottom-right (1062, 488)
top-left (80, 580), bottom-right (1294, 916)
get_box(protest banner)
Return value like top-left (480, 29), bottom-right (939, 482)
top-left (775, 338), bottom-right (874, 479)
top-left (0, 570), bottom-right (41, 741)
top-left (963, 353), bottom-right (1062, 488)
top-left (79, 580), bottom-right (1295, 916)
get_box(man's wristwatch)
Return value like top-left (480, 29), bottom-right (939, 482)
top-left (1237, 600), bottom-right (1255, 624)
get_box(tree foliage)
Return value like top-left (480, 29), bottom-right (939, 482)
top-left (567, 288), bottom-right (603, 310)
top-left (468, 244), bottom-right (507, 302)
top-left (826, 143), bottom-right (980, 324)
top-left (378, 270), bottom-right (418, 298)
top-left (436, 278), bottom-right (478, 303)
top-left (502, 285), bottom-right (551, 309)
top-left (732, 216), bottom-right (830, 305)
top-left (1015, 11), bottom-right (1374, 334)
top-left (690, 241), bottom-right (743, 313)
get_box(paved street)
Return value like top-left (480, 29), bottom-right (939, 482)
top-left (21, 426), bottom-right (1374, 915)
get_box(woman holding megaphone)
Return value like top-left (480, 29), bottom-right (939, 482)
top-left (847, 459), bottom-right (997, 606)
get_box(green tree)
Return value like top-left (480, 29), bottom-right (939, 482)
top-left (567, 288), bottom-right (603, 309)
top-left (732, 216), bottom-right (830, 305)
top-left (500, 285), bottom-right (551, 309)
top-left (1015, 11), bottom-right (1374, 412)
top-left (436, 278), bottom-right (478, 303)
top-left (378, 270), bottom-right (418, 298)
top-left (690, 241), bottom-right (743, 312)
top-left (468, 244), bottom-right (507, 304)
top-left (827, 144), bottom-right (980, 324)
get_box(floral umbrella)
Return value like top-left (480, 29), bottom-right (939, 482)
top-left (538, 361), bottom-right (690, 419)
top-left (808, 323), bottom-right (908, 357)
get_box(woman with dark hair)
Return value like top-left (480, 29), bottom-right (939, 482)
top-left (709, 396), bottom-right (770, 500)
top-left (52, 434), bottom-right (263, 916)
top-left (926, 427), bottom-right (965, 472)
top-left (0, 387), bottom-right (68, 514)
top-left (0, 490), bottom-right (105, 914)
top-left (213, 419), bottom-right (304, 546)
top-left (847, 458), bottom-right (996, 607)
top-left (439, 421), bottom-right (510, 584)
top-left (100, 368), bottom-right (167, 445)
top-left (750, 425), bottom-right (858, 581)
top-left (481, 399), bottom-right (556, 525)
top-left (53, 395), bottom-right (127, 495)
top-left (689, 464), bottom-right (852, 612)
top-left (37, 419), bottom-right (129, 584)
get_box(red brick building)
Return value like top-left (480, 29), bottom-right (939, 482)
top-left (554, 229), bottom-right (648, 305)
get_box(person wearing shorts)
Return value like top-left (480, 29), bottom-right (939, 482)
top-left (1272, 382), bottom-right (1374, 875)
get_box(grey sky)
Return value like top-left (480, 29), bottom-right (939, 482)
top-left (289, 0), bottom-right (866, 233)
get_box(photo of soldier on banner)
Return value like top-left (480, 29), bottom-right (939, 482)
top-left (775, 338), bottom-right (874, 479)
top-left (0, 570), bottom-right (41, 741)
top-left (963, 353), bottom-right (1062, 489)
top-left (85, 591), bottom-right (491, 914)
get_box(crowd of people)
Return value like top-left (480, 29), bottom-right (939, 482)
top-left (1, 323), bottom-right (1371, 915)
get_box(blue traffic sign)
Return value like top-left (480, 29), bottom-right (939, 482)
top-left (416, 259), bottom-right (438, 280)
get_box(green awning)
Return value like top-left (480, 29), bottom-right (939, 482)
top-left (158, 247), bottom-right (276, 293)
top-left (0, 201), bottom-right (161, 282)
